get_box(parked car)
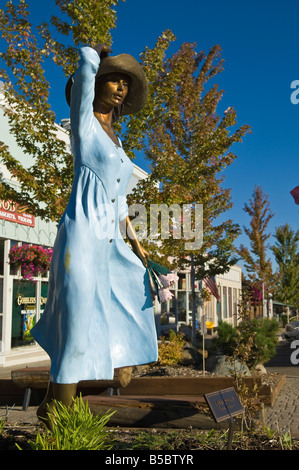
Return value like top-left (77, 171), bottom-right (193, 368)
top-left (283, 321), bottom-right (299, 341)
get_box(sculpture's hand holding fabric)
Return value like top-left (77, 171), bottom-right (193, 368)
top-left (121, 215), bottom-right (149, 267)
top-left (92, 43), bottom-right (112, 59)
top-left (132, 242), bottom-right (150, 268)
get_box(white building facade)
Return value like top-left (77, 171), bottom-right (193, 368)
top-left (155, 265), bottom-right (242, 335)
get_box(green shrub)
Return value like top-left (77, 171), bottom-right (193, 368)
top-left (158, 330), bottom-right (185, 366)
top-left (238, 318), bottom-right (279, 368)
top-left (212, 321), bottom-right (239, 356)
top-left (213, 318), bottom-right (279, 369)
top-left (21, 396), bottom-right (115, 450)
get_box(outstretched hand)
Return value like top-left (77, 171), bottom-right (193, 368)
top-left (92, 43), bottom-right (112, 59)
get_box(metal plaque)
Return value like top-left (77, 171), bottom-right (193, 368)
top-left (204, 387), bottom-right (244, 423)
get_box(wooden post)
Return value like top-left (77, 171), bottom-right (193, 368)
top-left (227, 417), bottom-right (234, 450)
top-left (202, 326), bottom-right (205, 377)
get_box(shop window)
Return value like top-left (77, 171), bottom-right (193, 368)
top-left (160, 293), bottom-right (177, 326)
top-left (177, 291), bottom-right (187, 322)
top-left (0, 316), bottom-right (2, 351)
top-left (11, 280), bottom-right (36, 348)
top-left (178, 273), bottom-right (186, 290)
top-left (233, 288), bottom-right (238, 314)
top-left (233, 288), bottom-right (238, 326)
top-left (204, 298), bottom-right (214, 320)
top-left (228, 287), bottom-right (232, 318)
top-left (217, 300), bottom-right (221, 322)
top-left (0, 239), bottom-right (4, 276)
top-left (0, 278), bottom-right (3, 314)
top-left (223, 286), bottom-right (227, 318)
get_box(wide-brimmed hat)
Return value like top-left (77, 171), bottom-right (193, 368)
top-left (65, 53), bottom-right (148, 117)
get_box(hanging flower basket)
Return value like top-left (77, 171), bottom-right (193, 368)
top-left (9, 244), bottom-right (53, 281)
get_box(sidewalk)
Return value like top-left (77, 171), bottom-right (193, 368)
top-left (261, 374), bottom-right (299, 437)
top-left (262, 338), bottom-right (299, 438)
top-left (0, 359), bottom-right (50, 426)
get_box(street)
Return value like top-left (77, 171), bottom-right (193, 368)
top-left (266, 339), bottom-right (299, 376)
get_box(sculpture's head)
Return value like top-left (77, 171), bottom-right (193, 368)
top-left (65, 53), bottom-right (148, 120)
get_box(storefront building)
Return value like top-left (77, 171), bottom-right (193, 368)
top-left (155, 265), bottom-right (243, 335)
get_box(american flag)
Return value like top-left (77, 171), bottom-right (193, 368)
top-left (204, 277), bottom-right (220, 301)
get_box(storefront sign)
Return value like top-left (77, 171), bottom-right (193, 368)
top-left (0, 200), bottom-right (35, 227)
top-left (17, 295), bottom-right (47, 306)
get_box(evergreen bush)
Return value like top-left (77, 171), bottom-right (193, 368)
top-left (213, 318), bottom-right (279, 369)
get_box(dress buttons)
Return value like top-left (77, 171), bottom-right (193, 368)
top-left (109, 239), bottom-right (113, 243)
top-left (120, 158), bottom-right (123, 163)
top-left (117, 178), bottom-right (120, 183)
top-left (111, 198), bottom-right (115, 203)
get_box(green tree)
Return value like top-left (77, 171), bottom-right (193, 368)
top-left (124, 41), bottom-right (250, 278)
top-left (0, 1), bottom-right (250, 286)
top-left (238, 185), bottom-right (278, 297)
top-left (271, 223), bottom-right (299, 310)
top-left (0, 0), bottom-right (124, 222)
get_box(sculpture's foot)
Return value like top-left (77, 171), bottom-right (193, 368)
top-left (37, 381), bottom-right (77, 430)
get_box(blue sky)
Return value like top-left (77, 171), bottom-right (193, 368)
top-left (2, 0), bottom-right (299, 267)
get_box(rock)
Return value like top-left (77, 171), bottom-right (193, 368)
top-left (180, 344), bottom-right (202, 365)
top-left (254, 363), bottom-right (267, 374)
top-left (210, 355), bottom-right (251, 377)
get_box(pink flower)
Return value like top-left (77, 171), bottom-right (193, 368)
top-left (9, 244), bottom-right (53, 281)
top-left (158, 288), bottom-right (174, 302)
top-left (158, 273), bottom-right (179, 288)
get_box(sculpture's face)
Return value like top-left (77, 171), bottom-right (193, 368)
top-left (95, 73), bottom-right (130, 110)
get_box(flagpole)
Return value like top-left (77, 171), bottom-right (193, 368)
top-left (202, 307), bottom-right (206, 377)
top-left (200, 298), bottom-right (206, 377)
top-left (191, 254), bottom-right (197, 347)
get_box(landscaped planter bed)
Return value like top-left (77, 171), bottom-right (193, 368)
top-left (1, 365), bottom-right (286, 429)
top-left (83, 372), bottom-right (286, 429)
top-left (119, 373), bottom-right (286, 406)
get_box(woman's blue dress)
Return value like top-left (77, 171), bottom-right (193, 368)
top-left (31, 47), bottom-right (158, 384)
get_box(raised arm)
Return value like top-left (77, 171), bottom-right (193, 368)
top-left (70, 45), bottom-right (110, 140)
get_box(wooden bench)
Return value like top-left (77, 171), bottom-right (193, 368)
top-left (11, 366), bottom-right (132, 411)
